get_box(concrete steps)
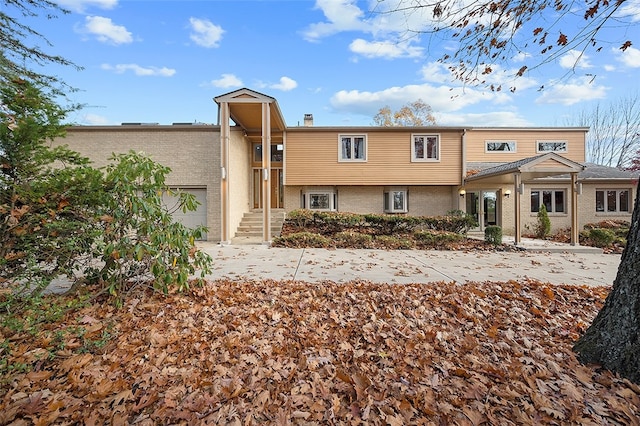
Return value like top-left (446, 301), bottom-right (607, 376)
top-left (235, 210), bottom-right (286, 238)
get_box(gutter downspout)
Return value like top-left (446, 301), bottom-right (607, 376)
top-left (460, 129), bottom-right (467, 210)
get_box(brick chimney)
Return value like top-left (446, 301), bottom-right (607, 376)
top-left (303, 114), bottom-right (313, 127)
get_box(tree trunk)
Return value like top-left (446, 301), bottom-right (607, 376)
top-left (573, 180), bottom-right (640, 383)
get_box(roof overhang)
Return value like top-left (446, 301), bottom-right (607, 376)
top-left (465, 152), bottom-right (585, 185)
top-left (214, 88), bottom-right (286, 142)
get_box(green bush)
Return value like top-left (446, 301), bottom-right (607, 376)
top-left (374, 235), bottom-right (414, 249)
top-left (334, 231), bottom-right (373, 248)
top-left (414, 230), bottom-right (464, 247)
top-left (534, 204), bottom-right (551, 239)
top-left (484, 225), bottom-right (502, 245)
top-left (587, 228), bottom-right (616, 248)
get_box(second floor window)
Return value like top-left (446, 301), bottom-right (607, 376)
top-left (412, 134), bottom-right (439, 161)
top-left (339, 135), bottom-right (366, 161)
top-left (537, 141), bottom-right (568, 153)
top-left (485, 141), bottom-right (516, 152)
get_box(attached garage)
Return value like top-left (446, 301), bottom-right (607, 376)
top-left (162, 188), bottom-right (208, 240)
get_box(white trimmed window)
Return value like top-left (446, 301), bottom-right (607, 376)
top-left (384, 188), bottom-right (408, 213)
top-left (412, 134), bottom-right (440, 162)
top-left (302, 190), bottom-right (337, 211)
top-left (339, 135), bottom-right (366, 162)
top-left (531, 190), bottom-right (565, 213)
top-left (596, 189), bottom-right (630, 213)
top-left (537, 140), bottom-right (568, 153)
top-left (485, 140), bottom-right (516, 152)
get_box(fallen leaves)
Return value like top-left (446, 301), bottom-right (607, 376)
top-left (1, 279), bottom-right (638, 424)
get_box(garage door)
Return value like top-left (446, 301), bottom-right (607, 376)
top-left (162, 188), bottom-right (207, 240)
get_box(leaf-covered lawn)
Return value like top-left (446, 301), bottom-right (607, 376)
top-left (2, 279), bottom-right (639, 425)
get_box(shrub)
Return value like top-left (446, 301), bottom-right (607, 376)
top-left (484, 226), bottom-right (502, 245)
top-left (334, 231), bottom-right (373, 248)
top-left (272, 232), bottom-right (331, 248)
top-left (534, 204), bottom-right (551, 239)
top-left (586, 228), bottom-right (616, 248)
top-left (415, 230), bottom-right (464, 247)
top-left (374, 235), bottom-right (414, 249)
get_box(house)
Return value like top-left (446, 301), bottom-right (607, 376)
top-left (58, 88), bottom-right (637, 245)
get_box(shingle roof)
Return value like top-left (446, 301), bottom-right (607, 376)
top-left (467, 160), bottom-right (639, 181)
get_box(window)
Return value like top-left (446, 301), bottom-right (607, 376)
top-left (596, 189), bottom-right (630, 213)
top-left (339, 135), bottom-right (366, 161)
top-left (384, 189), bottom-right (408, 213)
top-left (412, 134), bottom-right (439, 161)
top-left (301, 191), bottom-right (337, 211)
top-left (537, 140), bottom-right (568, 153)
top-left (253, 144), bottom-right (284, 162)
top-left (485, 141), bottom-right (516, 152)
top-left (531, 190), bottom-right (565, 213)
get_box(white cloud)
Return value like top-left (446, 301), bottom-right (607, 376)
top-left (349, 39), bottom-right (423, 59)
top-left (189, 18), bottom-right (224, 48)
top-left (419, 61), bottom-right (539, 93)
top-left (618, 0), bottom-right (640, 22)
top-left (56, 0), bottom-right (117, 13)
top-left (101, 63), bottom-right (176, 77)
top-left (270, 77), bottom-right (298, 91)
top-left (80, 16), bottom-right (132, 44)
top-left (559, 50), bottom-right (593, 69)
top-left (210, 73), bottom-right (243, 88)
top-left (535, 77), bottom-right (608, 105)
top-left (330, 83), bottom-right (508, 118)
top-left (436, 111), bottom-right (531, 127)
top-left (302, 0), bottom-right (367, 41)
top-left (614, 46), bottom-right (640, 68)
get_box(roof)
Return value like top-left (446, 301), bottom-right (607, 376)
top-left (467, 160), bottom-right (640, 181)
top-left (465, 153), bottom-right (585, 184)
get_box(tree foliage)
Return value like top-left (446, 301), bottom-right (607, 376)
top-left (94, 151), bottom-right (212, 303)
top-left (373, 99), bottom-right (437, 126)
top-left (376, 0), bottom-right (634, 89)
top-left (0, 78), bottom-right (103, 299)
top-left (1, 0), bottom-right (79, 94)
top-left (569, 94), bottom-right (640, 168)
top-left (1, 78), bottom-right (212, 309)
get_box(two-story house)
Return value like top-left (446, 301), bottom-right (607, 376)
top-left (59, 88), bottom-right (637, 245)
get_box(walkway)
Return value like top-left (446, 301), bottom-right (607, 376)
top-left (199, 242), bottom-right (619, 288)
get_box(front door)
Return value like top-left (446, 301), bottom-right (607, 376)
top-left (253, 168), bottom-right (283, 209)
top-left (467, 190), bottom-right (499, 231)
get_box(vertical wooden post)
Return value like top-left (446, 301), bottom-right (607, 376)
top-left (262, 102), bottom-right (272, 244)
top-left (514, 173), bottom-right (522, 245)
top-left (571, 172), bottom-right (579, 246)
top-left (220, 102), bottom-right (230, 245)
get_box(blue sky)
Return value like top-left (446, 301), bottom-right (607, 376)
top-left (20, 0), bottom-right (640, 127)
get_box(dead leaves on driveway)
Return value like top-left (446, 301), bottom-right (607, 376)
top-left (1, 279), bottom-right (639, 424)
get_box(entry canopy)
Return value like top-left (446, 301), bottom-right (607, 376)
top-left (464, 152), bottom-right (585, 184)
top-left (214, 88), bottom-right (286, 143)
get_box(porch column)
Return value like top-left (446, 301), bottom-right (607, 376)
top-left (220, 101), bottom-right (230, 245)
top-left (514, 172), bottom-right (522, 245)
top-left (261, 102), bottom-right (272, 244)
top-left (570, 172), bottom-right (579, 246)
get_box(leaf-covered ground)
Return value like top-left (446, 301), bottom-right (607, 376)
top-left (2, 279), bottom-right (639, 425)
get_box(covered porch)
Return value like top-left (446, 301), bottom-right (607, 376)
top-left (214, 88), bottom-right (286, 245)
top-left (463, 153), bottom-right (585, 245)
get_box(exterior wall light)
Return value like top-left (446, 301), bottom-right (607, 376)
top-left (459, 189), bottom-right (466, 197)
top-left (504, 189), bottom-right (511, 198)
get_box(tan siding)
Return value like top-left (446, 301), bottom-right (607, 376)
top-left (465, 129), bottom-right (586, 163)
top-left (285, 129), bottom-right (463, 186)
